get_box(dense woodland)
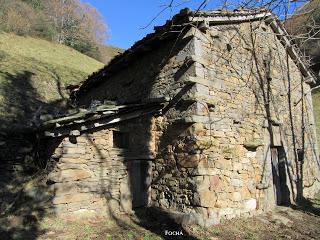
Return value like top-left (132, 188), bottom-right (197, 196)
top-left (0, 0), bottom-right (108, 60)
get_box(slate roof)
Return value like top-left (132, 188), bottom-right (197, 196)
top-left (40, 102), bottom-right (165, 137)
top-left (70, 7), bottom-right (315, 101)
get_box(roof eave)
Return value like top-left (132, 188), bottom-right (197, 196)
top-left (189, 11), bottom-right (272, 24)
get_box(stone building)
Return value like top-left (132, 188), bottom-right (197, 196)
top-left (38, 8), bottom-right (320, 225)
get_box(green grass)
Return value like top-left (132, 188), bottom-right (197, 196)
top-left (0, 32), bottom-right (105, 129)
top-left (312, 90), bottom-right (320, 146)
top-left (99, 45), bottom-right (124, 64)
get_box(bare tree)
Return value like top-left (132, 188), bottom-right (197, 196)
top-left (0, 0), bottom-right (37, 35)
top-left (43, 0), bottom-right (107, 57)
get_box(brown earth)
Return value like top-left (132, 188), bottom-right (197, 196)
top-left (1, 197), bottom-right (319, 240)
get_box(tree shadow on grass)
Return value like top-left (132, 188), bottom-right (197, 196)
top-left (291, 195), bottom-right (320, 216)
top-left (0, 70), bottom-right (70, 132)
top-left (0, 133), bottom-right (65, 239)
top-left (133, 207), bottom-right (199, 240)
top-left (0, 70), bottom-right (42, 131)
top-left (0, 70), bottom-right (68, 239)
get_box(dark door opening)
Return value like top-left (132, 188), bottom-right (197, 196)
top-left (271, 147), bottom-right (290, 205)
top-left (129, 160), bottom-right (151, 208)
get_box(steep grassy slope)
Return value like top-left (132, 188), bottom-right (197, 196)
top-left (312, 91), bottom-right (320, 146)
top-left (285, 0), bottom-right (320, 73)
top-left (99, 45), bottom-right (124, 64)
top-left (284, 0), bottom-right (320, 145)
top-left (0, 32), bottom-right (104, 130)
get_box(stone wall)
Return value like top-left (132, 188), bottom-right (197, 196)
top-left (2, 13), bottom-right (319, 228)
top-left (43, 117), bottom-right (155, 218)
top-left (36, 20), bottom-right (320, 225)
top-left (77, 28), bottom-right (197, 106)
top-left (150, 21), bottom-right (320, 224)
top-left (201, 21), bottom-right (320, 201)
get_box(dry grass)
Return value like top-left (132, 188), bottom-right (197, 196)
top-left (99, 45), bottom-right (124, 64)
top-left (32, 198), bottom-right (320, 240)
top-left (312, 90), bottom-right (320, 146)
top-left (0, 32), bottom-right (104, 129)
top-left (38, 216), bottom-right (162, 240)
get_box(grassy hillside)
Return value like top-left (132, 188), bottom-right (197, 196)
top-left (285, 0), bottom-right (320, 73)
top-left (99, 45), bottom-right (124, 64)
top-left (285, 0), bottom-right (320, 145)
top-left (0, 32), bottom-right (105, 130)
top-left (312, 91), bottom-right (320, 146)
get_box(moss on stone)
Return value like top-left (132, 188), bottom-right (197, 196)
top-left (243, 140), bottom-right (263, 149)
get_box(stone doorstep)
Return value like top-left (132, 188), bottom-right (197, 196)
top-left (56, 201), bottom-right (126, 220)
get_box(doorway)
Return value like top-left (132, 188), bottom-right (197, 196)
top-left (128, 160), bottom-right (152, 208)
top-left (271, 147), bottom-right (290, 205)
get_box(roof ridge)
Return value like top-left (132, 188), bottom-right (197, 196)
top-left (71, 8), bottom-right (314, 100)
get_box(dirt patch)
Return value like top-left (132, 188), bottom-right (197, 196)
top-left (37, 204), bottom-right (320, 240)
top-left (1, 199), bottom-right (320, 240)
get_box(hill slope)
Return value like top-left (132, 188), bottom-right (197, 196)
top-left (0, 32), bottom-right (105, 131)
top-left (285, 1), bottom-right (320, 145)
top-left (99, 45), bottom-right (124, 64)
top-left (285, 0), bottom-right (320, 73)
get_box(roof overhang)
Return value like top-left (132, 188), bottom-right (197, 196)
top-left (72, 8), bottom-right (317, 99)
top-left (39, 102), bottom-right (166, 138)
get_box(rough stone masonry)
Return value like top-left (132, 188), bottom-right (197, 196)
top-left (4, 8), bottom-right (320, 226)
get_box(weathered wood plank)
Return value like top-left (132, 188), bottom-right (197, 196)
top-left (42, 106), bottom-right (162, 138)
